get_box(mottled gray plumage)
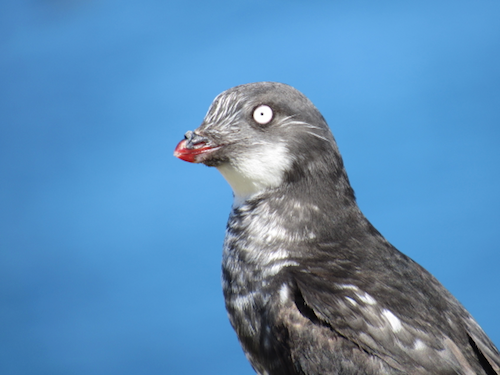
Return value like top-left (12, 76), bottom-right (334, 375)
top-left (174, 82), bottom-right (500, 374)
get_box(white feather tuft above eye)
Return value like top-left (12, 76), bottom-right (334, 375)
top-left (253, 105), bottom-right (273, 125)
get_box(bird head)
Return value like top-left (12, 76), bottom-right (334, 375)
top-left (174, 82), bottom-right (346, 204)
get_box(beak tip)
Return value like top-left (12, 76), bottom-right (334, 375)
top-left (174, 139), bottom-right (195, 163)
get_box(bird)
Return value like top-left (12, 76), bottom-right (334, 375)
top-left (173, 82), bottom-right (500, 374)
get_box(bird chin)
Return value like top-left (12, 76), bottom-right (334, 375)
top-left (173, 138), bottom-right (222, 164)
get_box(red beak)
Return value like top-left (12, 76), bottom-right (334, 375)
top-left (174, 138), bottom-right (219, 163)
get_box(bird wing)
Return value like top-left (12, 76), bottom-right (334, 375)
top-left (284, 265), bottom-right (499, 374)
top-left (464, 316), bottom-right (500, 373)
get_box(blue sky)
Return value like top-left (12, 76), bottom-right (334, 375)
top-left (1, 1), bottom-right (499, 374)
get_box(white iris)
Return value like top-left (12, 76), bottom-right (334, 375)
top-left (253, 105), bottom-right (273, 125)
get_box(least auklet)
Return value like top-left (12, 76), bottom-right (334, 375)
top-left (174, 82), bottom-right (500, 375)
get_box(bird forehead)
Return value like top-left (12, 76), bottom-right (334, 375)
top-left (204, 90), bottom-right (246, 125)
top-left (204, 83), bottom-right (305, 126)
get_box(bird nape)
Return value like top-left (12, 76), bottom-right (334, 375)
top-left (174, 82), bottom-right (499, 375)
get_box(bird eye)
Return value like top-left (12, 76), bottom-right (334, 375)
top-left (253, 105), bottom-right (273, 125)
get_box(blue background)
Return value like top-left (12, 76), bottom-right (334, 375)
top-left (1, 1), bottom-right (499, 374)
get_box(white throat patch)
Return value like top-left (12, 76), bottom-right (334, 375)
top-left (216, 142), bottom-right (292, 206)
